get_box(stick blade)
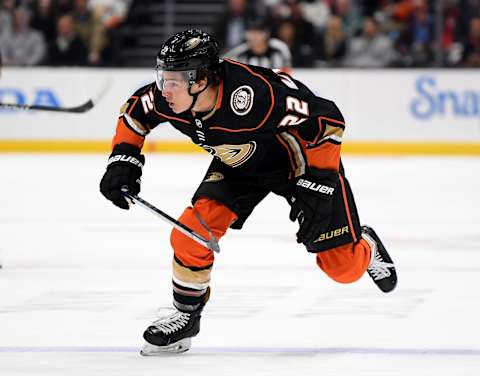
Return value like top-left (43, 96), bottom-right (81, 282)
top-left (67, 99), bottom-right (94, 113)
top-left (0, 77), bottom-right (110, 113)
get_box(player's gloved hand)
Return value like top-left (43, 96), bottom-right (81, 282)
top-left (100, 143), bottom-right (145, 210)
top-left (289, 169), bottom-right (339, 244)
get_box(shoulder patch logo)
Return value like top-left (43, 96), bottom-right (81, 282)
top-left (230, 85), bottom-right (254, 116)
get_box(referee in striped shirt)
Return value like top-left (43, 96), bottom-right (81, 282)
top-left (223, 16), bottom-right (292, 71)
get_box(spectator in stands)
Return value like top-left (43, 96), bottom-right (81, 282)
top-left (396, 0), bottom-right (434, 66)
top-left (223, 16), bottom-right (291, 69)
top-left (88, 0), bottom-right (131, 29)
top-left (298, 0), bottom-right (331, 32)
top-left (0, 0), bottom-right (15, 49)
top-left (214, 0), bottom-right (252, 51)
top-left (317, 15), bottom-right (347, 66)
top-left (31, 0), bottom-right (58, 42)
top-left (441, 1), bottom-right (462, 65)
top-left (360, 0), bottom-right (381, 17)
top-left (276, 19), bottom-right (316, 67)
top-left (2, 6), bottom-right (47, 66)
top-left (56, 0), bottom-right (74, 14)
top-left (48, 13), bottom-right (88, 66)
top-left (461, 17), bottom-right (480, 66)
top-left (287, 0), bottom-right (316, 50)
top-left (271, 0), bottom-right (316, 67)
top-left (332, 0), bottom-right (362, 37)
top-left (392, 0), bottom-right (414, 20)
top-left (343, 16), bottom-right (397, 67)
top-left (87, 0), bottom-right (132, 65)
top-left (71, 0), bottom-right (107, 65)
top-left (457, 0), bottom-right (480, 41)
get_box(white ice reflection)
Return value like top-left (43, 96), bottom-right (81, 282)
top-left (0, 154), bottom-right (479, 376)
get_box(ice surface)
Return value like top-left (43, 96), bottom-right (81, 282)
top-left (0, 154), bottom-right (479, 376)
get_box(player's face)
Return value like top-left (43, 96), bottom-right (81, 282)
top-left (158, 71), bottom-right (192, 113)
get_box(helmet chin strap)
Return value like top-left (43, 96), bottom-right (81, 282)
top-left (187, 81), bottom-right (209, 112)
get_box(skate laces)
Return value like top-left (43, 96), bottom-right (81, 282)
top-left (368, 250), bottom-right (394, 280)
top-left (151, 311), bottom-right (190, 335)
top-left (364, 232), bottom-right (394, 281)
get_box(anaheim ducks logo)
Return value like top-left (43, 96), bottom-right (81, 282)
top-left (202, 142), bottom-right (257, 168)
top-left (230, 85), bottom-right (254, 116)
top-left (184, 37), bottom-right (201, 51)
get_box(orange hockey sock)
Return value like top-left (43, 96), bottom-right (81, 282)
top-left (316, 239), bottom-right (371, 283)
top-left (171, 198), bottom-right (237, 270)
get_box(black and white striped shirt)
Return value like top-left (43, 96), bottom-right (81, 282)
top-left (223, 38), bottom-right (292, 69)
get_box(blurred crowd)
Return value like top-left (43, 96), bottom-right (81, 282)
top-left (217, 0), bottom-right (480, 68)
top-left (0, 0), bottom-right (130, 66)
top-left (1, 0), bottom-right (480, 68)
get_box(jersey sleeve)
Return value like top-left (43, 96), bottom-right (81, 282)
top-left (300, 99), bottom-right (345, 172)
top-left (279, 99), bottom-right (345, 176)
top-left (111, 83), bottom-right (157, 150)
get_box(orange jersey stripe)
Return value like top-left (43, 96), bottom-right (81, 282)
top-left (126, 96), bottom-right (139, 115)
top-left (214, 80), bottom-right (223, 111)
top-left (112, 118), bottom-right (145, 150)
top-left (339, 175), bottom-right (357, 242)
top-left (305, 142), bottom-right (341, 171)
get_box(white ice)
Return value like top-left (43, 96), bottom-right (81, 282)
top-left (0, 153), bottom-right (479, 376)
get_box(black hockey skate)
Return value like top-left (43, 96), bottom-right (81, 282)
top-left (140, 308), bottom-right (202, 355)
top-left (362, 225), bottom-right (397, 293)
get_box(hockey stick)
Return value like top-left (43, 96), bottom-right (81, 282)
top-left (121, 188), bottom-right (220, 253)
top-left (0, 77), bottom-right (112, 113)
top-left (0, 100), bottom-right (94, 113)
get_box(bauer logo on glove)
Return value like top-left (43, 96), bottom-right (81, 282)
top-left (100, 143), bottom-right (145, 210)
top-left (107, 154), bottom-right (144, 168)
top-left (296, 178), bottom-right (335, 195)
top-left (289, 169), bottom-right (339, 244)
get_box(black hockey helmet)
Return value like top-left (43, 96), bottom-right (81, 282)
top-left (156, 29), bottom-right (220, 89)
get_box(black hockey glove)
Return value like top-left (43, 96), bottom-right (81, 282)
top-left (289, 169), bottom-right (339, 244)
top-left (100, 143), bottom-right (145, 210)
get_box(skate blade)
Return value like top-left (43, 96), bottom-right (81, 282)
top-left (140, 338), bottom-right (192, 356)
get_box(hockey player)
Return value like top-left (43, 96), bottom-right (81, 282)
top-left (100, 29), bottom-right (397, 355)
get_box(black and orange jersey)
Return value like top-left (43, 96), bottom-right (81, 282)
top-left (112, 59), bottom-right (345, 179)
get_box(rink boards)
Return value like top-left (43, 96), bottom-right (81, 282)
top-left (0, 68), bottom-right (479, 154)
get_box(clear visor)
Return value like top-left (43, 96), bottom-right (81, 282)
top-left (155, 68), bottom-right (197, 92)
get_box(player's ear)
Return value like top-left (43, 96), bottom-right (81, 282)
top-left (191, 78), bottom-right (208, 94)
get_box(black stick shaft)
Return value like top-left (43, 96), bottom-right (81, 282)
top-left (0, 100), bottom-right (93, 113)
top-left (125, 193), bottom-right (220, 253)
